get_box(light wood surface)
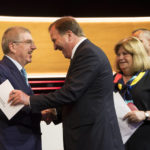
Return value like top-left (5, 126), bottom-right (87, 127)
top-left (0, 17), bottom-right (150, 77)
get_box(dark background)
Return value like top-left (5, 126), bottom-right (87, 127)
top-left (0, 0), bottom-right (149, 17)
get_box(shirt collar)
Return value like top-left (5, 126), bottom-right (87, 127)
top-left (6, 55), bottom-right (23, 71)
top-left (71, 37), bottom-right (87, 59)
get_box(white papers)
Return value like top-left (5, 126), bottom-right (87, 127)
top-left (113, 92), bottom-right (142, 144)
top-left (0, 79), bottom-right (24, 120)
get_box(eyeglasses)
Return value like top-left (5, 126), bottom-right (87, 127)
top-left (13, 40), bottom-right (35, 45)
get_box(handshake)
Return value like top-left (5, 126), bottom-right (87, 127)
top-left (41, 108), bottom-right (57, 125)
top-left (8, 89), bottom-right (57, 125)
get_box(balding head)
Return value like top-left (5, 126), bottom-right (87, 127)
top-left (132, 28), bottom-right (150, 56)
top-left (1, 26), bottom-right (31, 54)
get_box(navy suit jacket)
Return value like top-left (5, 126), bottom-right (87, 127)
top-left (0, 56), bottom-right (42, 150)
top-left (30, 39), bottom-right (124, 150)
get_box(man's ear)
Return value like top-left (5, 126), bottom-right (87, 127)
top-left (8, 42), bottom-right (16, 53)
top-left (66, 30), bottom-right (73, 41)
top-left (67, 30), bottom-right (73, 36)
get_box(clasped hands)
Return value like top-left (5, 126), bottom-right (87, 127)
top-left (41, 108), bottom-right (57, 125)
top-left (8, 89), bottom-right (56, 125)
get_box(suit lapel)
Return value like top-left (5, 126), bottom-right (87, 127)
top-left (2, 56), bottom-right (33, 95)
top-left (66, 39), bottom-right (89, 79)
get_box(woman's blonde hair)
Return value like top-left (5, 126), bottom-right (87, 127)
top-left (114, 36), bottom-right (150, 73)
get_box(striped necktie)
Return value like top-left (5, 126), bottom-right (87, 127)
top-left (21, 68), bottom-right (29, 86)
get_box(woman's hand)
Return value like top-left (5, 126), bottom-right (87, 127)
top-left (123, 110), bottom-right (145, 123)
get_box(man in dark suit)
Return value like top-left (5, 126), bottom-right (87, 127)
top-left (9, 17), bottom-right (124, 150)
top-left (0, 26), bottom-right (52, 150)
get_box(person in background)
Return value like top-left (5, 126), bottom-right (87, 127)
top-left (132, 28), bottom-right (150, 56)
top-left (0, 26), bottom-right (53, 150)
top-left (8, 17), bottom-right (124, 150)
top-left (113, 36), bottom-right (150, 150)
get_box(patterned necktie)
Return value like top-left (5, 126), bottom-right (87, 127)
top-left (21, 68), bottom-right (29, 86)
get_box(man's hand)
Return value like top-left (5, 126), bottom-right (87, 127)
top-left (8, 90), bottom-right (30, 106)
top-left (41, 108), bottom-right (57, 125)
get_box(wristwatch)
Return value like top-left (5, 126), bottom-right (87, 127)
top-left (144, 111), bottom-right (149, 121)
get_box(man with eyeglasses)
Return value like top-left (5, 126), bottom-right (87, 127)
top-left (0, 26), bottom-right (53, 150)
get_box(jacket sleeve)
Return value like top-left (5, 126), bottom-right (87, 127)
top-left (30, 47), bottom-right (104, 111)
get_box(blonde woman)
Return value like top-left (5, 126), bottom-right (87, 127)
top-left (114, 36), bottom-right (150, 150)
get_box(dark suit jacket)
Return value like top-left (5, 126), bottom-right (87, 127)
top-left (0, 56), bottom-right (42, 150)
top-left (30, 39), bottom-right (124, 150)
